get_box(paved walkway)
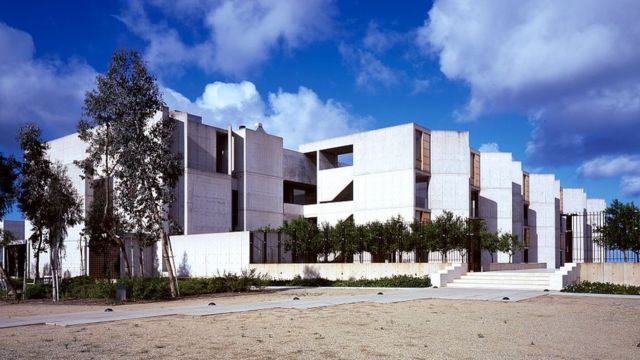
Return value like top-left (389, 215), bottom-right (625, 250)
top-left (0, 288), bottom-right (546, 329)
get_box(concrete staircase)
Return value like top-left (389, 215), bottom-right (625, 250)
top-left (446, 264), bottom-right (579, 290)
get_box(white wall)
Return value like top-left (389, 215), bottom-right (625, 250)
top-left (562, 188), bottom-right (588, 262)
top-left (511, 161), bottom-right (524, 263)
top-left (164, 231), bottom-right (251, 277)
top-left (251, 262), bottom-right (449, 281)
top-left (479, 152), bottom-right (513, 263)
top-left (529, 174), bottom-right (560, 269)
top-left (429, 131), bottom-right (470, 218)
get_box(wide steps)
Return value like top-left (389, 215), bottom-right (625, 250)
top-left (447, 270), bottom-right (554, 290)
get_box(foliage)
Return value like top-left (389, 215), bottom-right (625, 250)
top-left (280, 216), bottom-right (320, 262)
top-left (263, 275), bottom-right (431, 288)
top-left (363, 220), bottom-right (387, 262)
top-left (0, 153), bottom-right (19, 217)
top-left (479, 225), bottom-right (500, 263)
top-left (427, 211), bottom-right (468, 262)
top-left (332, 217), bottom-right (359, 262)
top-left (596, 199), bottom-right (640, 261)
top-left (498, 232), bottom-right (522, 263)
top-left (562, 281), bottom-right (640, 295)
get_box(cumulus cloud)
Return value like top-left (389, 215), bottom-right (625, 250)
top-left (478, 143), bottom-right (500, 153)
top-left (164, 81), bottom-right (369, 148)
top-left (621, 176), bottom-right (640, 197)
top-left (419, 0), bottom-right (640, 165)
top-left (578, 155), bottom-right (640, 178)
top-left (0, 22), bottom-right (96, 153)
top-left (120, 0), bottom-right (335, 76)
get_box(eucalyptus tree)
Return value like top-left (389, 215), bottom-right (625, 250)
top-left (0, 153), bottom-right (20, 298)
top-left (17, 124), bottom-right (52, 281)
top-left (77, 50), bottom-right (182, 295)
top-left (41, 163), bottom-right (83, 301)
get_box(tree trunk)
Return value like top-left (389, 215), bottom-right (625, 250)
top-left (138, 245), bottom-right (144, 278)
top-left (50, 246), bottom-right (59, 302)
top-left (0, 264), bottom-right (17, 300)
top-left (116, 237), bottom-right (131, 278)
top-left (160, 228), bottom-right (179, 298)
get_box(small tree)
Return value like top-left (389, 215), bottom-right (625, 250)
top-left (0, 153), bottom-right (20, 298)
top-left (427, 211), bottom-right (467, 262)
top-left (17, 124), bottom-right (52, 281)
top-left (410, 219), bottom-right (434, 262)
top-left (596, 199), bottom-right (640, 262)
top-left (479, 226), bottom-right (500, 263)
top-left (382, 216), bottom-right (408, 262)
top-left (41, 163), bottom-right (83, 301)
top-left (318, 222), bottom-right (334, 262)
top-left (364, 221), bottom-right (387, 262)
top-left (498, 232), bottom-right (522, 263)
top-left (332, 217), bottom-right (358, 263)
top-left (280, 216), bottom-right (320, 262)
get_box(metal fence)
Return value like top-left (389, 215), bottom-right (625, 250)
top-left (249, 230), bottom-right (466, 264)
top-left (566, 211), bottom-right (639, 263)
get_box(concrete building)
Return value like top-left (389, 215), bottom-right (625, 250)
top-left (12, 108), bottom-right (608, 279)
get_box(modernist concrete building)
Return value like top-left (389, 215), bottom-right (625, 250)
top-left (6, 108), bottom-right (608, 279)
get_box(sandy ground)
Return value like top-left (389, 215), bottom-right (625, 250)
top-left (1, 293), bottom-right (639, 359)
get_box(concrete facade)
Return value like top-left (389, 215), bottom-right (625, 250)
top-left (12, 107), bottom-right (609, 279)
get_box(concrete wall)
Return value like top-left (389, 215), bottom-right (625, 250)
top-left (164, 232), bottom-right (251, 277)
top-left (562, 188), bottom-right (588, 262)
top-left (528, 174), bottom-right (560, 269)
top-left (578, 263), bottom-right (640, 286)
top-left (250, 262), bottom-right (449, 281)
top-left (429, 131), bottom-right (470, 218)
top-left (236, 127), bottom-right (284, 231)
top-left (511, 161), bottom-right (524, 263)
top-left (283, 149), bottom-right (316, 185)
top-left (479, 152), bottom-right (513, 264)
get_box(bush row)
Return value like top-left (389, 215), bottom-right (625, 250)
top-left (264, 274), bottom-right (431, 288)
top-left (562, 281), bottom-right (640, 295)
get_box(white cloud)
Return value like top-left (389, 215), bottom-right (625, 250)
top-left (621, 176), bottom-right (640, 197)
top-left (578, 155), bottom-right (640, 178)
top-left (478, 143), bottom-right (499, 153)
top-left (0, 22), bottom-right (96, 152)
top-left (363, 21), bottom-right (403, 53)
top-left (339, 44), bottom-right (399, 90)
top-left (164, 81), bottom-right (369, 149)
top-left (418, 0), bottom-right (640, 165)
top-left (120, 0), bottom-right (335, 76)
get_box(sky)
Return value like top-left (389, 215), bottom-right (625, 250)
top-left (1, 0), bottom-right (639, 220)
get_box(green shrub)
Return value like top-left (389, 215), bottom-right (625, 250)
top-left (262, 275), bottom-right (431, 288)
top-left (25, 282), bottom-right (51, 299)
top-left (61, 276), bottom-right (114, 299)
top-left (562, 281), bottom-right (640, 295)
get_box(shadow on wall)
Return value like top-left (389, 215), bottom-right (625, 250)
top-left (478, 195), bottom-right (497, 266)
top-left (528, 207), bottom-right (538, 263)
top-left (302, 264), bottom-right (321, 279)
top-left (178, 251), bottom-right (191, 277)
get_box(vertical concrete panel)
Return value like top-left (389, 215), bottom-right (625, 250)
top-left (429, 131), bottom-right (470, 218)
top-left (529, 174), bottom-right (560, 269)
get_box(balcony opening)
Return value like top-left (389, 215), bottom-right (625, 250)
top-left (415, 174), bottom-right (429, 209)
top-left (320, 181), bottom-right (353, 203)
top-left (319, 145), bottom-right (353, 170)
top-left (216, 131), bottom-right (228, 174)
top-left (283, 181), bottom-right (317, 205)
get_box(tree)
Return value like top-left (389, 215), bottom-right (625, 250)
top-left (409, 219), bottom-right (433, 262)
top-left (0, 153), bottom-right (20, 298)
top-left (280, 216), bottom-right (320, 262)
top-left (383, 216), bottom-right (409, 262)
top-left (17, 124), bottom-right (52, 281)
top-left (479, 225), bottom-right (500, 263)
top-left (332, 217), bottom-right (358, 263)
top-left (41, 163), bottom-right (83, 301)
top-left (363, 220), bottom-right (386, 262)
top-left (427, 211), bottom-right (468, 262)
top-left (318, 222), bottom-right (334, 262)
top-left (77, 49), bottom-right (182, 296)
top-left (498, 232), bottom-right (522, 263)
top-left (596, 199), bottom-right (640, 262)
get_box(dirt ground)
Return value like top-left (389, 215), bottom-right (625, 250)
top-left (1, 292), bottom-right (639, 359)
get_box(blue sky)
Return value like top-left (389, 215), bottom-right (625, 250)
top-left (1, 0), bottom-right (639, 220)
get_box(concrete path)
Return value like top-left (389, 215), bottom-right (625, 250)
top-left (0, 288), bottom-right (546, 329)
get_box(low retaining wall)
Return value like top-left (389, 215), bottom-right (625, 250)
top-left (250, 262), bottom-right (451, 281)
top-left (483, 263), bottom-right (546, 272)
top-left (578, 263), bottom-right (640, 286)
